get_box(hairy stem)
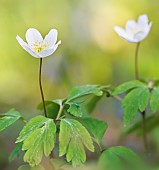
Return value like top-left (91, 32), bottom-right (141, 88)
top-left (135, 42), bottom-right (140, 80)
top-left (39, 58), bottom-right (47, 117)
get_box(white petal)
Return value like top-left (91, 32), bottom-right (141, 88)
top-left (138, 14), bottom-right (148, 26)
top-left (134, 31), bottom-right (146, 42)
top-left (114, 26), bottom-right (127, 37)
top-left (145, 22), bottom-right (152, 34)
top-left (140, 22), bottom-right (152, 40)
top-left (16, 35), bottom-right (39, 58)
top-left (39, 40), bottom-right (61, 58)
top-left (26, 28), bottom-right (43, 46)
top-left (114, 26), bottom-right (135, 43)
top-left (43, 29), bottom-right (58, 48)
top-left (126, 20), bottom-right (137, 33)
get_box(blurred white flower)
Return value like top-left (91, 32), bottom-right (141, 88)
top-left (114, 14), bottom-right (152, 43)
top-left (16, 28), bottom-right (61, 58)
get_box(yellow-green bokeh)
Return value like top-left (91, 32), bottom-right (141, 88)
top-left (1, 0), bottom-right (159, 169)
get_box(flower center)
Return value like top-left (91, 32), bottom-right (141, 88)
top-left (132, 28), bottom-right (142, 35)
top-left (32, 41), bottom-right (50, 54)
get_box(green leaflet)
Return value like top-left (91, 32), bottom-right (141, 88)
top-left (79, 117), bottom-right (108, 145)
top-left (122, 87), bottom-right (149, 125)
top-left (67, 103), bottom-right (83, 117)
top-left (66, 85), bottom-right (105, 102)
top-left (98, 146), bottom-right (141, 170)
top-left (37, 100), bottom-right (60, 119)
top-left (9, 142), bottom-right (23, 162)
top-left (150, 87), bottom-right (159, 113)
top-left (16, 116), bottom-right (48, 143)
top-left (59, 118), bottom-right (94, 167)
top-left (138, 87), bottom-right (150, 112)
top-left (112, 80), bottom-right (145, 96)
top-left (16, 116), bottom-right (56, 167)
top-left (0, 109), bottom-right (22, 132)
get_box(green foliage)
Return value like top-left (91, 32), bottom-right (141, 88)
top-left (113, 80), bottom-right (159, 125)
top-left (9, 142), bottom-right (23, 162)
top-left (79, 117), bottom-right (108, 145)
top-left (112, 80), bottom-right (151, 125)
top-left (16, 116), bottom-right (48, 143)
top-left (83, 96), bottom-right (102, 115)
top-left (98, 146), bottom-right (141, 170)
top-left (122, 87), bottom-right (149, 125)
top-left (138, 87), bottom-right (150, 112)
top-left (37, 100), bottom-right (60, 119)
top-left (37, 85), bottom-right (109, 120)
top-left (0, 109), bottom-right (23, 132)
top-left (123, 114), bottom-right (159, 136)
top-left (64, 85), bottom-right (109, 118)
top-left (112, 80), bottom-right (144, 96)
top-left (150, 87), bottom-right (159, 113)
top-left (16, 116), bottom-right (56, 167)
top-left (66, 85), bottom-right (106, 102)
top-left (67, 102), bottom-right (83, 117)
top-left (59, 118), bottom-right (94, 167)
top-left (18, 165), bottom-right (45, 170)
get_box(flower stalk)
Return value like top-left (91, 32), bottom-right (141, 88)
top-left (134, 42), bottom-right (148, 151)
top-left (134, 42), bottom-right (140, 80)
top-left (16, 28), bottom-right (61, 117)
top-left (39, 58), bottom-right (47, 117)
top-left (114, 14), bottom-right (152, 151)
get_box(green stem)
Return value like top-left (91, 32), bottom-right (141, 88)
top-left (141, 111), bottom-right (148, 151)
top-left (39, 58), bottom-right (47, 117)
top-left (56, 102), bottom-right (64, 121)
top-left (134, 42), bottom-right (148, 150)
top-left (135, 42), bottom-right (140, 80)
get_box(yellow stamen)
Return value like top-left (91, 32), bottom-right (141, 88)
top-left (32, 41), bottom-right (50, 54)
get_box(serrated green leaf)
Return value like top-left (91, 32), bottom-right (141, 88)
top-left (79, 118), bottom-right (108, 144)
top-left (122, 88), bottom-right (143, 125)
top-left (138, 87), bottom-right (150, 112)
top-left (16, 116), bottom-right (48, 143)
top-left (67, 103), bottom-right (83, 117)
top-left (59, 118), bottom-right (94, 167)
top-left (9, 142), bottom-right (23, 162)
top-left (37, 101), bottom-right (60, 119)
top-left (0, 109), bottom-right (22, 132)
top-left (112, 80), bottom-right (145, 96)
top-left (98, 146), bottom-right (141, 170)
top-left (21, 117), bottom-right (56, 167)
top-left (122, 86), bottom-right (150, 125)
top-left (150, 87), bottom-right (159, 113)
top-left (66, 85), bottom-right (105, 102)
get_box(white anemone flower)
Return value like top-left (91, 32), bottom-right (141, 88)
top-left (114, 14), bottom-right (152, 43)
top-left (16, 28), bottom-right (61, 58)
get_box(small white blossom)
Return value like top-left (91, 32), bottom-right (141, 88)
top-left (114, 14), bottom-right (152, 43)
top-left (16, 28), bottom-right (61, 58)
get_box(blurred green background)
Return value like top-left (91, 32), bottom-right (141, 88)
top-left (1, 0), bottom-right (159, 169)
